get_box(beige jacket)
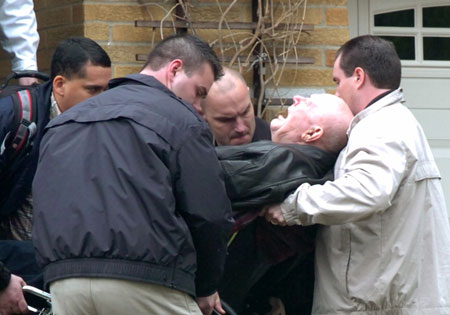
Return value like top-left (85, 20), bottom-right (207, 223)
top-left (281, 89), bottom-right (450, 314)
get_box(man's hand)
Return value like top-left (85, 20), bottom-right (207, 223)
top-left (18, 77), bottom-right (39, 86)
top-left (0, 275), bottom-right (28, 315)
top-left (197, 291), bottom-right (225, 315)
top-left (264, 204), bottom-right (288, 226)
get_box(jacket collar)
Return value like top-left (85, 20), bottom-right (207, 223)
top-left (46, 73), bottom-right (204, 130)
top-left (109, 73), bottom-right (202, 118)
top-left (109, 73), bottom-right (177, 99)
top-left (348, 88), bottom-right (404, 135)
top-left (365, 89), bottom-right (394, 109)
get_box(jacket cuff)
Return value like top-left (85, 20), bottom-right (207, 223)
top-left (280, 199), bottom-right (300, 225)
top-left (11, 59), bottom-right (38, 72)
top-left (0, 263), bottom-right (11, 291)
top-left (280, 183), bottom-right (313, 225)
top-left (196, 288), bottom-right (217, 298)
top-left (195, 278), bottom-right (217, 297)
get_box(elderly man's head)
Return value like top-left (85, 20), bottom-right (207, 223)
top-left (271, 94), bottom-right (353, 153)
top-left (198, 67), bottom-right (256, 146)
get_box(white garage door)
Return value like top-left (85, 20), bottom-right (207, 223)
top-left (349, 0), bottom-right (450, 218)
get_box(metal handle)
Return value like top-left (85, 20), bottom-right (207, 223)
top-left (1, 71), bottom-right (50, 89)
top-left (23, 285), bottom-right (52, 315)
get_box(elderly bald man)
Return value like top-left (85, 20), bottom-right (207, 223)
top-left (217, 93), bottom-right (353, 314)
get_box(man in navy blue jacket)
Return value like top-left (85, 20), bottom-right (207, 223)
top-left (32, 34), bottom-right (234, 315)
top-left (0, 37), bottom-right (111, 241)
top-left (0, 37), bottom-right (111, 298)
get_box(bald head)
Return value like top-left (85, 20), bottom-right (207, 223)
top-left (206, 67), bottom-right (246, 96)
top-left (198, 67), bottom-right (256, 146)
top-left (271, 94), bottom-right (353, 153)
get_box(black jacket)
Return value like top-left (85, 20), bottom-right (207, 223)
top-left (32, 74), bottom-right (234, 297)
top-left (0, 81), bottom-right (52, 219)
top-left (216, 140), bottom-right (337, 211)
top-left (252, 117), bottom-right (271, 142)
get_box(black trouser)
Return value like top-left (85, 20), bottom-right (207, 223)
top-left (219, 221), bottom-right (315, 314)
top-left (245, 251), bottom-right (315, 314)
top-left (0, 240), bottom-right (46, 309)
top-left (219, 224), bottom-right (271, 313)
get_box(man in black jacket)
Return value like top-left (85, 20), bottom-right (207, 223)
top-left (0, 37), bottom-right (111, 241)
top-left (195, 66), bottom-right (271, 145)
top-left (32, 34), bottom-right (234, 315)
top-left (0, 37), bottom-right (111, 296)
top-left (216, 93), bottom-right (353, 314)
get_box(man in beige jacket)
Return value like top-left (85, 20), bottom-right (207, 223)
top-left (265, 35), bottom-right (450, 314)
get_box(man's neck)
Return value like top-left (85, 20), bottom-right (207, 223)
top-left (140, 67), bottom-right (168, 88)
top-left (365, 89), bottom-right (393, 109)
top-left (49, 92), bottom-right (62, 119)
top-left (356, 87), bottom-right (392, 113)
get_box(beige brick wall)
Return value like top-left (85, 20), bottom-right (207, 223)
top-left (0, 0), bottom-right (350, 117)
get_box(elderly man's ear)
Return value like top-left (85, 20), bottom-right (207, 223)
top-left (301, 126), bottom-right (323, 143)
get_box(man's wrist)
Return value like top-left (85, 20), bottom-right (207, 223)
top-left (280, 202), bottom-right (296, 225)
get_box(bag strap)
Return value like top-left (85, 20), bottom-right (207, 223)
top-left (0, 88), bottom-right (38, 170)
top-left (0, 87), bottom-right (39, 218)
top-left (9, 90), bottom-right (37, 154)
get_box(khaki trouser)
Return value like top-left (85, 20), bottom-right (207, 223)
top-left (50, 278), bottom-right (202, 315)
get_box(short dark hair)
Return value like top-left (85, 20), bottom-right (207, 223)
top-left (336, 35), bottom-right (401, 90)
top-left (50, 37), bottom-right (111, 80)
top-left (144, 34), bottom-right (223, 81)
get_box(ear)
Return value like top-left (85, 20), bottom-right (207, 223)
top-left (193, 101), bottom-right (205, 117)
top-left (353, 67), bottom-right (366, 89)
top-left (301, 126), bottom-right (323, 143)
top-left (167, 59), bottom-right (184, 83)
top-left (52, 75), bottom-right (66, 96)
top-left (293, 95), bottom-right (307, 105)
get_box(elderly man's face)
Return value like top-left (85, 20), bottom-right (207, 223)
top-left (203, 81), bottom-right (256, 146)
top-left (270, 95), bottom-right (318, 143)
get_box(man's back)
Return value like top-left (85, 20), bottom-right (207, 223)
top-left (33, 73), bottom-right (233, 297)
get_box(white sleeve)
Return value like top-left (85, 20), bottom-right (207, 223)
top-left (280, 135), bottom-right (408, 226)
top-left (0, 0), bottom-right (39, 71)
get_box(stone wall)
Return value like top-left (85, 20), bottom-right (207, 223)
top-left (0, 0), bottom-right (349, 113)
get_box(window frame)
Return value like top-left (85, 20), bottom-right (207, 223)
top-left (349, 0), bottom-right (450, 70)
